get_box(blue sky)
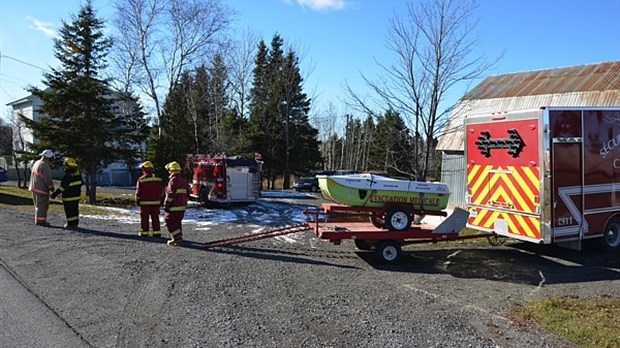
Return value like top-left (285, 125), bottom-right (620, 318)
top-left (1, 0), bottom-right (619, 125)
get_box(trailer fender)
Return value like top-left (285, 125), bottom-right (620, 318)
top-left (431, 207), bottom-right (469, 234)
top-left (369, 214), bottom-right (385, 229)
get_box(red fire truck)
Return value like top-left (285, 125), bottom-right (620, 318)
top-left (465, 107), bottom-right (620, 252)
top-left (186, 153), bottom-right (263, 206)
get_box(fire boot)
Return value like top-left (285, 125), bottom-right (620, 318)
top-left (167, 232), bottom-right (183, 246)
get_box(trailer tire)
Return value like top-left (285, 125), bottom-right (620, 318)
top-left (601, 217), bottom-right (620, 253)
top-left (354, 239), bottom-right (371, 250)
top-left (370, 214), bottom-right (385, 229)
top-left (385, 208), bottom-right (412, 231)
top-left (376, 240), bottom-right (401, 264)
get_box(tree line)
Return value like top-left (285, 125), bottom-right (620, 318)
top-left (11, 0), bottom-right (492, 203)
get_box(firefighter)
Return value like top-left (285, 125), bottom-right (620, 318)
top-left (51, 157), bottom-right (83, 229)
top-left (29, 149), bottom-right (55, 227)
top-left (163, 161), bottom-right (188, 246)
top-left (135, 161), bottom-right (163, 237)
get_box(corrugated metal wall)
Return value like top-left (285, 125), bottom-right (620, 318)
top-left (440, 151), bottom-right (466, 208)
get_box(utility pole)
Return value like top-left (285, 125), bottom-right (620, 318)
top-left (343, 113), bottom-right (350, 170)
top-left (281, 100), bottom-right (291, 189)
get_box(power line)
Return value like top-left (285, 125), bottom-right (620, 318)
top-left (0, 52), bottom-right (50, 72)
top-left (0, 73), bottom-right (32, 85)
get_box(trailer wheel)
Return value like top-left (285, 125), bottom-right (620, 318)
top-left (385, 208), bottom-right (412, 231)
top-left (370, 214), bottom-right (385, 229)
top-left (601, 218), bottom-right (620, 253)
top-left (354, 239), bottom-right (372, 250)
top-left (376, 240), bottom-right (401, 264)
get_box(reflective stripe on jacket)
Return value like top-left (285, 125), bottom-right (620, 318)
top-left (135, 172), bottom-right (163, 206)
top-left (165, 173), bottom-right (188, 211)
top-left (54, 170), bottom-right (83, 202)
top-left (29, 159), bottom-right (54, 194)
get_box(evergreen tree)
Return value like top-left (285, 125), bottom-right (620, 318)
top-left (281, 51), bottom-right (321, 181)
top-left (23, 0), bottom-right (147, 204)
top-left (151, 53), bottom-right (238, 172)
top-left (369, 110), bottom-right (415, 178)
top-left (190, 65), bottom-right (211, 153)
top-left (220, 109), bottom-right (249, 154)
top-left (149, 72), bottom-right (195, 177)
top-left (247, 34), bottom-right (321, 188)
top-left (206, 53), bottom-right (231, 152)
top-left (247, 40), bottom-right (280, 187)
top-left (115, 90), bottom-right (150, 181)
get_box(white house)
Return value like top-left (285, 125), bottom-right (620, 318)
top-left (7, 94), bottom-right (140, 186)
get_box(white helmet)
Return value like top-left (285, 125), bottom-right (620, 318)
top-left (40, 149), bottom-right (54, 158)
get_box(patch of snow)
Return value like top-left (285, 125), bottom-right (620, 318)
top-left (83, 198), bottom-right (315, 229)
top-left (260, 190), bottom-right (316, 199)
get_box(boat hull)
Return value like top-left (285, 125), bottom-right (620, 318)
top-left (317, 174), bottom-right (450, 211)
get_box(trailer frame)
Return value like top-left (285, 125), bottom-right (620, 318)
top-left (305, 203), bottom-right (494, 263)
top-left (204, 203), bottom-right (497, 264)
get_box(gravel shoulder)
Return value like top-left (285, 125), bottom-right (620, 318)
top-left (1, 193), bottom-right (618, 347)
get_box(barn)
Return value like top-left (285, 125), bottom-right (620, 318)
top-left (437, 61), bottom-right (620, 208)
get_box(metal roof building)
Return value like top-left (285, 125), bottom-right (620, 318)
top-left (437, 61), bottom-right (620, 207)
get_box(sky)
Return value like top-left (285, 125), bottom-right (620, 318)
top-left (1, 0), bottom-right (620, 127)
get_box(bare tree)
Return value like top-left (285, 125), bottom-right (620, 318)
top-left (346, 0), bottom-right (497, 180)
top-left (227, 28), bottom-right (259, 119)
top-left (111, 0), bottom-right (235, 132)
top-left (314, 103), bottom-right (340, 170)
top-left (10, 113), bottom-right (30, 188)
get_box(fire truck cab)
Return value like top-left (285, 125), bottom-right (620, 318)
top-left (465, 107), bottom-right (620, 252)
top-left (186, 153), bottom-right (262, 206)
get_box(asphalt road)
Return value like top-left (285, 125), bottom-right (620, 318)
top-left (0, 262), bottom-right (89, 347)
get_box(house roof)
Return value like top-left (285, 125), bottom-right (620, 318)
top-left (437, 61), bottom-right (620, 151)
top-left (6, 94), bottom-right (37, 107)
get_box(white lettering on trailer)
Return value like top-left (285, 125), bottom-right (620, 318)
top-left (600, 134), bottom-right (620, 158)
top-left (556, 186), bottom-right (584, 236)
top-left (614, 159), bottom-right (620, 169)
top-left (557, 183), bottom-right (619, 236)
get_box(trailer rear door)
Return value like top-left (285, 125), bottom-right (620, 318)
top-left (549, 110), bottom-right (584, 242)
top-left (465, 111), bottom-right (542, 242)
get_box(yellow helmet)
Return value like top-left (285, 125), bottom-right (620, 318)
top-left (140, 161), bottom-right (154, 169)
top-left (165, 161), bottom-right (182, 172)
top-left (64, 157), bottom-right (77, 168)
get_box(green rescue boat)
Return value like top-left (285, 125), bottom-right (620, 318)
top-left (317, 173), bottom-right (450, 211)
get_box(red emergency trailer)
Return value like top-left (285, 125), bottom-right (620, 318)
top-left (465, 107), bottom-right (620, 252)
top-left (186, 153), bottom-right (263, 206)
